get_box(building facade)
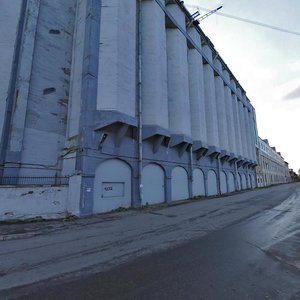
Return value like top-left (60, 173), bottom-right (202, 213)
top-left (289, 169), bottom-right (299, 182)
top-left (0, 0), bottom-right (258, 218)
top-left (256, 138), bottom-right (290, 187)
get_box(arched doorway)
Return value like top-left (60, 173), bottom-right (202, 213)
top-left (142, 164), bottom-right (165, 205)
top-left (250, 174), bottom-right (256, 189)
top-left (192, 168), bottom-right (205, 197)
top-left (93, 159), bottom-right (132, 213)
top-left (171, 167), bottom-right (189, 201)
top-left (241, 173), bottom-right (247, 190)
top-left (207, 170), bottom-right (218, 196)
top-left (248, 174), bottom-right (252, 188)
top-left (237, 174), bottom-right (241, 191)
top-left (228, 172), bottom-right (235, 192)
top-left (220, 171), bottom-right (227, 194)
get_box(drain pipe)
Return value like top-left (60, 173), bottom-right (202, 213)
top-left (137, 0), bottom-right (143, 205)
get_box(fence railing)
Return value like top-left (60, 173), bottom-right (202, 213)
top-left (0, 176), bottom-right (69, 186)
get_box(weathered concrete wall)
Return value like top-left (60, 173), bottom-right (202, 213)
top-left (7, 0), bottom-right (77, 177)
top-left (0, 186), bottom-right (68, 221)
top-left (67, 175), bottom-right (81, 216)
top-left (0, 0), bottom-right (23, 155)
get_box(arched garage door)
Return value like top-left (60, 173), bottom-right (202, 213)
top-left (93, 159), bottom-right (131, 213)
top-left (220, 171), bottom-right (227, 194)
top-left (248, 174), bottom-right (252, 189)
top-left (142, 164), bottom-right (165, 205)
top-left (250, 174), bottom-right (256, 189)
top-left (228, 172), bottom-right (235, 192)
top-left (241, 173), bottom-right (247, 190)
top-left (237, 174), bottom-right (241, 191)
top-left (171, 167), bottom-right (189, 201)
top-left (192, 168), bottom-right (205, 197)
top-left (207, 170), bottom-right (218, 196)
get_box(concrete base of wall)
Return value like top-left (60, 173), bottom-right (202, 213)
top-left (0, 186), bottom-right (69, 221)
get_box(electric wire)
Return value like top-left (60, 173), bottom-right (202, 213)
top-left (186, 4), bottom-right (300, 36)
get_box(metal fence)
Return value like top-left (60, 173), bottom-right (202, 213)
top-left (0, 176), bottom-right (69, 186)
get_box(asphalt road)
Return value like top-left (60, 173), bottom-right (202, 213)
top-left (1, 183), bottom-right (300, 299)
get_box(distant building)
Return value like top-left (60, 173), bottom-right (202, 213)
top-left (0, 0), bottom-right (258, 220)
top-left (256, 138), bottom-right (290, 187)
top-left (289, 169), bottom-right (299, 182)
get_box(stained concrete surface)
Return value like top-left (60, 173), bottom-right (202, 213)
top-left (1, 183), bottom-right (300, 299)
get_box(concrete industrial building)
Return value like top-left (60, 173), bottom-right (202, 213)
top-left (256, 138), bottom-right (290, 187)
top-left (0, 0), bottom-right (258, 219)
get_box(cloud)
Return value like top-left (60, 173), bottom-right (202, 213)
top-left (288, 61), bottom-right (300, 72)
top-left (284, 86), bottom-right (300, 100)
top-left (272, 78), bottom-right (300, 101)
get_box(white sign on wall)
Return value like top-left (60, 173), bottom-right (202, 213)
top-left (102, 182), bottom-right (125, 198)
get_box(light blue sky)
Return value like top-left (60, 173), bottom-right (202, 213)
top-left (185, 0), bottom-right (300, 171)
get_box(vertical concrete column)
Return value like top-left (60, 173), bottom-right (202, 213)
top-left (237, 88), bottom-right (247, 158)
top-left (0, 0), bottom-right (24, 143)
top-left (214, 59), bottom-right (228, 151)
top-left (234, 162), bottom-right (239, 190)
top-left (242, 95), bottom-right (251, 160)
top-left (7, 0), bottom-right (41, 171)
top-left (141, 0), bottom-right (168, 129)
top-left (223, 70), bottom-right (236, 154)
top-left (3, 0), bottom-right (75, 177)
top-left (217, 157), bottom-right (221, 195)
top-left (187, 27), bottom-right (207, 143)
top-left (245, 167), bottom-right (250, 188)
top-left (246, 107), bottom-right (252, 161)
top-left (249, 107), bottom-right (258, 162)
top-left (165, 168), bottom-right (172, 203)
top-left (247, 107), bottom-right (256, 162)
top-left (166, 4), bottom-right (191, 137)
top-left (67, 0), bottom-right (87, 138)
top-left (202, 45), bottom-right (219, 148)
top-left (97, 0), bottom-right (137, 117)
top-left (230, 80), bottom-right (242, 157)
top-left (247, 107), bottom-right (254, 161)
top-left (0, 0), bottom-right (25, 171)
top-left (204, 173), bottom-right (208, 197)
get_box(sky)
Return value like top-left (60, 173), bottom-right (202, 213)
top-left (184, 0), bottom-right (300, 171)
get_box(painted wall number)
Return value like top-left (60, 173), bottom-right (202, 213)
top-left (102, 182), bottom-right (125, 198)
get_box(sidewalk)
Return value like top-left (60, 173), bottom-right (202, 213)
top-left (0, 210), bottom-right (135, 241)
top-left (0, 185), bottom-right (292, 241)
top-left (0, 196), bottom-right (203, 241)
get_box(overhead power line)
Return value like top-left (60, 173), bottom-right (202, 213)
top-left (186, 4), bottom-right (300, 37)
